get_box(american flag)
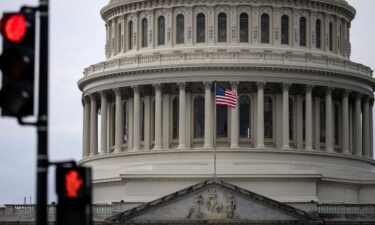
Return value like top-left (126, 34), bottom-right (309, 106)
top-left (215, 85), bottom-right (238, 108)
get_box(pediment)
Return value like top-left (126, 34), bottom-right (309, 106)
top-left (106, 180), bottom-right (317, 224)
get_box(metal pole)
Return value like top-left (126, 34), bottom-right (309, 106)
top-left (213, 83), bottom-right (217, 178)
top-left (36, 0), bottom-right (49, 225)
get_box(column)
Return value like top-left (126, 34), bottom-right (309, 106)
top-left (355, 94), bottom-right (362, 156)
top-left (100, 92), bottom-right (108, 155)
top-left (133, 86), bottom-right (140, 151)
top-left (178, 83), bottom-right (186, 149)
top-left (314, 97), bottom-right (320, 151)
top-left (83, 97), bottom-right (90, 158)
top-left (363, 97), bottom-right (370, 158)
top-left (144, 95), bottom-right (151, 150)
top-left (89, 94), bottom-right (98, 157)
top-left (370, 102), bottom-right (374, 158)
top-left (162, 94), bottom-right (170, 149)
top-left (305, 85), bottom-right (313, 151)
top-left (257, 82), bottom-right (265, 149)
top-left (230, 82), bottom-right (239, 149)
top-left (128, 98), bottom-right (134, 150)
top-left (204, 82), bottom-right (213, 149)
top-left (114, 89), bottom-right (124, 153)
top-left (281, 83), bottom-right (290, 150)
top-left (325, 88), bottom-right (334, 153)
top-left (341, 90), bottom-right (350, 154)
top-left (153, 84), bottom-right (162, 150)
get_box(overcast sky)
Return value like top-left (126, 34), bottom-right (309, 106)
top-left (0, 0), bottom-right (374, 204)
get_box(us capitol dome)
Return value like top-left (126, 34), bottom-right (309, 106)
top-left (78, 0), bottom-right (375, 210)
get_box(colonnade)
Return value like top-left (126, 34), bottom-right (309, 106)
top-left (82, 82), bottom-right (374, 159)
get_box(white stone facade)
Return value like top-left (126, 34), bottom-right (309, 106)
top-left (78, 0), bottom-right (375, 206)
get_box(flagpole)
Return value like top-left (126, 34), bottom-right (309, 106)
top-left (213, 82), bottom-right (217, 179)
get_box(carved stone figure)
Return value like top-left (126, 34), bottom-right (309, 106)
top-left (206, 188), bottom-right (223, 214)
top-left (225, 195), bottom-right (239, 219)
top-left (187, 195), bottom-right (204, 219)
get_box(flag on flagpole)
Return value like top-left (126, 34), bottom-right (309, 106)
top-left (215, 85), bottom-right (238, 108)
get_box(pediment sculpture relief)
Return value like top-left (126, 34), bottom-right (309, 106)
top-left (187, 188), bottom-right (239, 220)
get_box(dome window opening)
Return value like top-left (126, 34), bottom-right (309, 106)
top-left (316, 19), bottom-right (322, 49)
top-left (281, 15), bottom-right (289, 45)
top-left (239, 13), bottom-right (249, 43)
top-left (261, 13), bottom-right (270, 44)
top-left (218, 13), bottom-right (227, 42)
top-left (158, 16), bottom-right (166, 46)
top-left (196, 13), bottom-right (206, 43)
top-left (299, 17), bottom-right (307, 47)
top-left (176, 14), bottom-right (185, 44)
top-left (142, 18), bottom-right (148, 48)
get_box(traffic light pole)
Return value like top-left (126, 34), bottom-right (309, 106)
top-left (36, 0), bottom-right (49, 225)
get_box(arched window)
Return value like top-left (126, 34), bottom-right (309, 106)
top-left (196, 13), bottom-right (206, 43)
top-left (334, 103), bottom-right (340, 145)
top-left (118, 23), bottom-right (122, 53)
top-left (172, 97), bottom-right (179, 139)
top-left (140, 101), bottom-right (145, 141)
top-left (176, 14), bottom-right (185, 44)
top-left (218, 13), bottom-right (227, 42)
top-left (289, 98), bottom-right (294, 141)
top-left (128, 20), bottom-right (133, 50)
top-left (320, 100), bottom-right (326, 143)
top-left (261, 13), bottom-right (270, 43)
top-left (316, 19), bottom-right (322, 49)
top-left (217, 106), bottom-right (228, 138)
top-left (194, 96), bottom-right (205, 138)
top-left (264, 96), bottom-right (273, 139)
top-left (329, 22), bottom-right (333, 51)
top-left (338, 25), bottom-right (342, 53)
top-left (239, 96), bottom-right (251, 138)
top-left (158, 16), bottom-right (165, 45)
top-left (142, 18), bottom-right (148, 47)
top-left (281, 15), bottom-right (289, 45)
top-left (239, 13), bottom-right (249, 42)
top-left (300, 17), bottom-right (306, 46)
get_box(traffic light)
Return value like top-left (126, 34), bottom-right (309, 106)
top-left (56, 166), bottom-right (92, 225)
top-left (0, 8), bottom-right (36, 117)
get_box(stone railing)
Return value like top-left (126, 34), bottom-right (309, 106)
top-left (83, 51), bottom-right (373, 78)
top-left (317, 204), bottom-right (375, 215)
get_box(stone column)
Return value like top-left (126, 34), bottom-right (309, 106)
top-left (230, 82), bottom-right (239, 149)
top-left (114, 88), bottom-right (124, 153)
top-left (204, 82), bottom-right (213, 149)
top-left (89, 94), bottom-right (98, 157)
top-left (314, 97), bottom-right (320, 151)
top-left (128, 98), bottom-right (134, 150)
top-left (282, 83), bottom-right (290, 150)
top-left (341, 90), bottom-right (350, 154)
top-left (363, 97), bottom-right (371, 158)
top-left (133, 86), bottom-right (140, 151)
top-left (305, 85), bottom-right (313, 151)
top-left (83, 97), bottom-right (90, 158)
top-left (153, 84), bottom-right (162, 150)
top-left (355, 94), bottom-right (363, 156)
top-left (178, 83), bottom-right (186, 149)
top-left (100, 92), bottom-right (108, 155)
top-left (257, 82), bottom-right (265, 149)
top-left (325, 88), bottom-right (334, 153)
top-left (370, 102), bottom-right (374, 158)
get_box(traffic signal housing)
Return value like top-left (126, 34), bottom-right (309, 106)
top-left (56, 166), bottom-right (92, 225)
top-left (0, 9), bottom-right (36, 117)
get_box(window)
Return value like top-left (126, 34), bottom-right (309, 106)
top-left (118, 23), bottom-right (122, 53)
top-left (158, 16), bottom-right (165, 45)
top-left (338, 25), bottom-right (342, 53)
top-left (289, 98), bottom-right (294, 141)
top-left (300, 17), bottom-right (306, 46)
top-left (239, 13), bottom-right (249, 42)
top-left (261, 14), bottom-right (270, 43)
top-left (329, 22), bottom-right (333, 51)
top-left (239, 96), bottom-right (251, 138)
top-left (218, 13), bottom-right (227, 42)
top-left (176, 14), bottom-right (185, 44)
top-left (281, 15), bottom-right (289, 44)
top-left (316, 19), bottom-right (321, 49)
top-left (197, 13), bottom-right (206, 43)
top-left (320, 100), bottom-right (326, 143)
top-left (142, 18), bottom-right (148, 47)
top-left (264, 96), bottom-right (273, 139)
top-left (194, 96), bottom-right (205, 138)
top-left (217, 106), bottom-right (228, 138)
top-left (128, 20), bottom-right (133, 50)
top-left (172, 97), bottom-right (179, 139)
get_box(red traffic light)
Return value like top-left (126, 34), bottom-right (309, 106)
top-left (65, 170), bottom-right (84, 198)
top-left (1, 14), bottom-right (27, 43)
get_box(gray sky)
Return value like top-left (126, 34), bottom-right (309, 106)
top-left (0, 0), bottom-right (374, 204)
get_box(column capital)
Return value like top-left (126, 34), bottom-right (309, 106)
top-left (89, 93), bottom-right (98, 101)
top-left (282, 83), bottom-right (291, 91)
top-left (257, 82), bottom-right (266, 90)
top-left (203, 81), bottom-right (212, 89)
top-left (132, 85), bottom-right (140, 92)
top-left (355, 93), bottom-right (363, 100)
top-left (153, 83), bottom-right (162, 91)
top-left (306, 85), bottom-right (314, 93)
top-left (113, 88), bottom-right (122, 96)
top-left (99, 91), bottom-right (108, 98)
top-left (230, 81), bottom-right (239, 90)
top-left (342, 89), bottom-right (351, 97)
top-left (177, 82), bottom-right (186, 90)
top-left (83, 95), bottom-right (91, 103)
top-left (326, 87), bottom-right (334, 95)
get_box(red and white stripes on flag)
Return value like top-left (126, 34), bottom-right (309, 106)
top-left (215, 85), bottom-right (238, 108)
